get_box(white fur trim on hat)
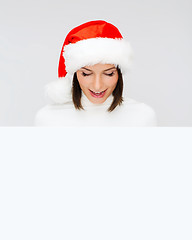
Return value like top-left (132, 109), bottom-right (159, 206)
top-left (44, 75), bottom-right (72, 104)
top-left (63, 38), bottom-right (134, 75)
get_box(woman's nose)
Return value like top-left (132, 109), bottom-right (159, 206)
top-left (92, 75), bottom-right (103, 91)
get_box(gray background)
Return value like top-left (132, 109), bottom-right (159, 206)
top-left (0, 0), bottom-right (191, 126)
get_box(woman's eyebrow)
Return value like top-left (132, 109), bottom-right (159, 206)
top-left (104, 67), bottom-right (116, 71)
top-left (81, 66), bottom-right (116, 72)
top-left (81, 67), bottom-right (92, 71)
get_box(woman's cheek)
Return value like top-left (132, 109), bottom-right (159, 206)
top-left (81, 77), bottom-right (92, 88)
top-left (105, 76), bottom-right (118, 87)
top-left (78, 76), bottom-right (88, 87)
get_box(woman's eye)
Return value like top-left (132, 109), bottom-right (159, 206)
top-left (105, 72), bottom-right (115, 77)
top-left (82, 72), bottom-right (91, 76)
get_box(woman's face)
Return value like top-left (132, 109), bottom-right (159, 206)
top-left (76, 63), bottom-right (119, 104)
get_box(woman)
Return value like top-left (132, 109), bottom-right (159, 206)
top-left (34, 20), bottom-right (157, 126)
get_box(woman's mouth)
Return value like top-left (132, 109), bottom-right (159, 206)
top-left (89, 89), bottom-right (107, 98)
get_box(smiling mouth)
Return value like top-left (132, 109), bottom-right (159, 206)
top-left (90, 89), bottom-right (106, 94)
top-left (89, 89), bottom-right (107, 98)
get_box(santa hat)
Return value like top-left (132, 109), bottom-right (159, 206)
top-left (45, 20), bottom-right (134, 104)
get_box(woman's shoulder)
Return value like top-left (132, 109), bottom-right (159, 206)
top-left (123, 96), bottom-right (156, 112)
top-left (122, 96), bottom-right (154, 109)
top-left (34, 101), bottom-right (74, 126)
top-left (121, 97), bottom-right (158, 126)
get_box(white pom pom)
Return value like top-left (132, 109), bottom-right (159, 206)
top-left (44, 75), bottom-right (72, 104)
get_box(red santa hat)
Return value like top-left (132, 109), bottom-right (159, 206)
top-left (45, 20), bottom-right (134, 104)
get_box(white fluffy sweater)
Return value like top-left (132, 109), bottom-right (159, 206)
top-left (34, 92), bottom-right (157, 127)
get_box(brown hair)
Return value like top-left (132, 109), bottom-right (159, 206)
top-left (72, 66), bottom-right (124, 112)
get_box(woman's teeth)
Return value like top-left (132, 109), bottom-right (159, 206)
top-left (91, 90), bottom-right (104, 94)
